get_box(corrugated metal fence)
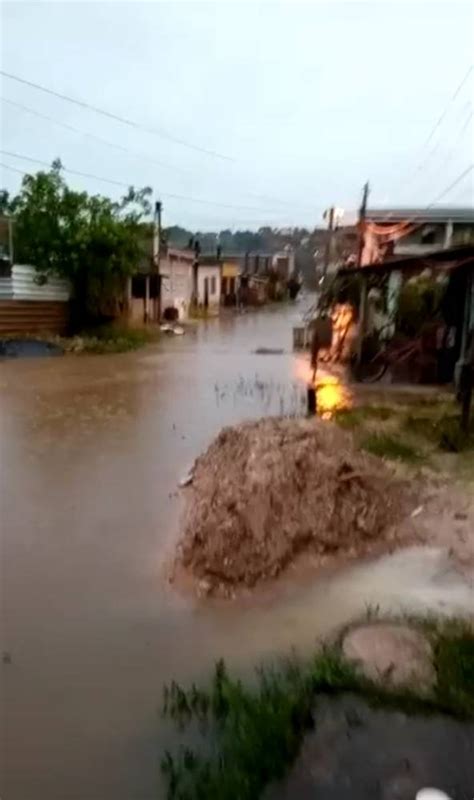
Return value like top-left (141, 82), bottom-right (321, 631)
top-left (0, 264), bottom-right (71, 300)
top-left (0, 265), bottom-right (71, 335)
top-left (0, 300), bottom-right (69, 335)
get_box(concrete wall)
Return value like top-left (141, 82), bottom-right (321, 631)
top-left (197, 265), bottom-right (221, 309)
top-left (160, 261), bottom-right (194, 320)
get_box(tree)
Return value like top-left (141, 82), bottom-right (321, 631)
top-left (6, 161), bottom-right (152, 324)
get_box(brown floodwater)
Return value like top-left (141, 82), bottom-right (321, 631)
top-left (1, 301), bottom-right (472, 800)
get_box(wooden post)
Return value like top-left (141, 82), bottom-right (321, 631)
top-left (144, 275), bottom-right (150, 323)
top-left (357, 181), bottom-right (370, 268)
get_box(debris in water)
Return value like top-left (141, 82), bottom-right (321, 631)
top-left (411, 505), bottom-right (424, 518)
top-left (179, 470), bottom-right (194, 488)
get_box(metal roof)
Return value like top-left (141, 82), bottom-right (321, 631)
top-left (337, 245), bottom-right (474, 277)
top-left (366, 207), bottom-right (474, 224)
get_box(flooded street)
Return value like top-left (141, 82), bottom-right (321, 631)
top-left (1, 302), bottom-right (471, 800)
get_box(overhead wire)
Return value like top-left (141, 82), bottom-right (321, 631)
top-left (1, 97), bottom-right (190, 175)
top-left (376, 64), bottom-right (473, 220)
top-left (0, 149), bottom-right (300, 218)
top-left (1, 95), bottom-right (317, 215)
top-left (0, 69), bottom-right (234, 162)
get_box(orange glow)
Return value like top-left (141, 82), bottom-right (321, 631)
top-left (315, 374), bottom-right (353, 420)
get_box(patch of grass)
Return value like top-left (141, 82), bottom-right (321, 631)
top-left (161, 621), bottom-right (474, 799)
top-left (404, 412), bottom-right (474, 453)
top-left (334, 405), bottom-right (395, 430)
top-left (161, 650), bottom-right (359, 800)
top-left (360, 432), bottom-right (423, 463)
top-left (62, 325), bottom-right (159, 354)
top-left (433, 621), bottom-right (474, 716)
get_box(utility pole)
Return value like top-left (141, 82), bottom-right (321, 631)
top-left (355, 181), bottom-right (370, 372)
top-left (323, 207), bottom-right (335, 277)
top-left (357, 181), bottom-right (369, 268)
top-left (152, 200), bottom-right (162, 322)
top-left (153, 200), bottom-right (162, 270)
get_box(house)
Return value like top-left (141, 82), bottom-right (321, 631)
top-left (360, 207), bottom-right (474, 266)
top-left (196, 254), bottom-right (221, 313)
top-left (337, 244), bottom-right (474, 384)
top-left (271, 248), bottom-right (296, 280)
top-left (221, 258), bottom-right (240, 306)
top-left (159, 246), bottom-right (195, 320)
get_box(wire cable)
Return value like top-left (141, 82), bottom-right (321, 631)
top-left (1, 97), bottom-right (190, 175)
top-left (0, 69), bottom-right (234, 162)
top-left (0, 148), bottom-right (301, 215)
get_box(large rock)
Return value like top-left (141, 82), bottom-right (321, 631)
top-left (342, 623), bottom-right (435, 690)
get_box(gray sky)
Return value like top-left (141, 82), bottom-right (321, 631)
top-left (1, 1), bottom-right (473, 230)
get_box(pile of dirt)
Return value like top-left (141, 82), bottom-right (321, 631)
top-left (177, 417), bottom-right (411, 596)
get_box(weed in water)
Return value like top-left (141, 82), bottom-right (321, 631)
top-left (161, 622), bottom-right (474, 799)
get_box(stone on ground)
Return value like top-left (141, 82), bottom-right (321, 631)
top-left (342, 623), bottom-right (435, 689)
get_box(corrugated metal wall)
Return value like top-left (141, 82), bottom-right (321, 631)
top-left (0, 265), bottom-right (71, 335)
top-left (0, 301), bottom-right (69, 335)
top-left (11, 264), bottom-right (71, 300)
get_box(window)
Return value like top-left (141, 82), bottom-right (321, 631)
top-left (211, 276), bottom-right (216, 295)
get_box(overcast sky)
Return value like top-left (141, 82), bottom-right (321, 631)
top-left (1, 1), bottom-right (473, 230)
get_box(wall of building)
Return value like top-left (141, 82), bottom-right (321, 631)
top-left (197, 265), bottom-right (221, 309)
top-left (160, 257), bottom-right (194, 320)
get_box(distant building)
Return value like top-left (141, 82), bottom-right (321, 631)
top-left (196, 254), bottom-right (222, 313)
top-left (159, 247), bottom-right (195, 321)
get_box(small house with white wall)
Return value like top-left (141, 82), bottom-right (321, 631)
top-left (196, 255), bottom-right (221, 313)
top-left (159, 247), bottom-right (195, 321)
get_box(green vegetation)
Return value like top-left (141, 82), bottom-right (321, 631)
top-left (1, 162), bottom-right (152, 325)
top-left (360, 432), bottom-right (423, 463)
top-left (161, 650), bottom-right (360, 800)
top-left (335, 405), bottom-right (395, 429)
top-left (161, 620), bottom-right (474, 800)
top-left (68, 325), bottom-right (158, 354)
top-left (433, 622), bottom-right (474, 716)
top-left (334, 395), bottom-right (474, 471)
top-left (404, 411), bottom-right (474, 453)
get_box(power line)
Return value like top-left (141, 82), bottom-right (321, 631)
top-left (427, 163), bottom-right (473, 207)
top-left (0, 148), bottom-right (302, 215)
top-left (1, 161), bottom-right (25, 176)
top-left (1, 97), bottom-right (190, 175)
top-left (1, 96), bottom-right (316, 215)
top-left (423, 64), bottom-right (473, 150)
top-left (377, 65), bottom-right (473, 217)
top-left (0, 160), bottom-right (294, 227)
top-left (0, 69), bottom-right (234, 162)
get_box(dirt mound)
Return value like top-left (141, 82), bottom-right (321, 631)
top-left (177, 417), bottom-right (411, 596)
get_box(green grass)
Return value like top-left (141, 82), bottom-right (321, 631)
top-left (404, 412), bottom-right (474, 453)
top-left (161, 650), bottom-right (360, 800)
top-left (161, 621), bottom-right (474, 799)
top-left (360, 432), bottom-right (423, 463)
top-left (335, 406), bottom-right (395, 429)
top-left (433, 622), bottom-right (474, 716)
top-left (62, 324), bottom-right (159, 354)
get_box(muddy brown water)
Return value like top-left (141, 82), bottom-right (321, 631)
top-left (1, 302), bottom-right (472, 800)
